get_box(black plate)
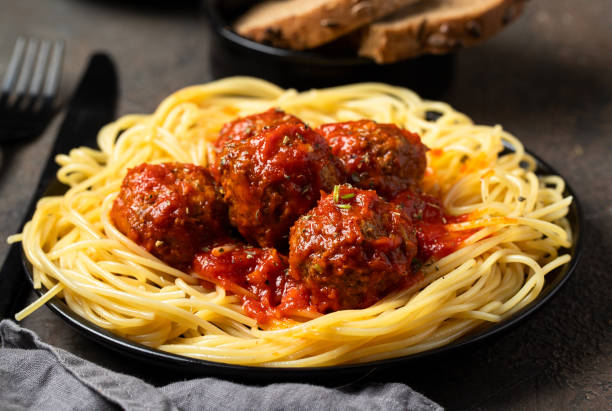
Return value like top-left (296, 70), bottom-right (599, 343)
top-left (22, 147), bottom-right (583, 381)
top-left (204, 0), bottom-right (455, 96)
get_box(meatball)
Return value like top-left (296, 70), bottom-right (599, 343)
top-left (317, 120), bottom-right (428, 198)
top-left (215, 111), bottom-right (342, 249)
top-left (110, 163), bottom-right (229, 269)
top-left (289, 184), bottom-right (418, 312)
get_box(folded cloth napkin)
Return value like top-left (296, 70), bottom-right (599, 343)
top-left (0, 320), bottom-right (441, 411)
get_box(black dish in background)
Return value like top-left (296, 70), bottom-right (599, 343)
top-left (21, 146), bottom-right (583, 383)
top-left (204, 0), bottom-right (455, 97)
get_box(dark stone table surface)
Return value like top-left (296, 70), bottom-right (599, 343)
top-left (1, 0), bottom-right (610, 409)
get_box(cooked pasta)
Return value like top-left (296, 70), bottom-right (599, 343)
top-left (11, 77), bottom-right (572, 367)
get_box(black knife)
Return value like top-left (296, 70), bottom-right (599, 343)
top-left (0, 53), bottom-right (118, 318)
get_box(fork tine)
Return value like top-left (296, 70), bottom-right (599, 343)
top-left (1, 37), bottom-right (26, 100)
top-left (28, 40), bottom-right (51, 100)
top-left (42, 40), bottom-right (64, 101)
top-left (14, 38), bottom-right (39, 99)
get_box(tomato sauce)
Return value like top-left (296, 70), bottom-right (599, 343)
top-left (391, 190), bottom-right (474, 262)
top-left (192, 243), bottom-right (313, 325)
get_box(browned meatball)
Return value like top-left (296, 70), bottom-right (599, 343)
top-left (110, 163), bottom-right (229, 269)
top-left (215, 112), bottom-right (342, 249)
top-left (289, 184), bottom-right (419, 312)
top-left (317, 120), bottom-right (428, 198)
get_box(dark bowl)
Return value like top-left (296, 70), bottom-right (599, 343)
top-left (204, 0), bottom-right (455, 96)
top-left (22, 145), bottom-right (583, 383)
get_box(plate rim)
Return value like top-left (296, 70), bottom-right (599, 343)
top-left (21, 146), bottom-right (583, 377)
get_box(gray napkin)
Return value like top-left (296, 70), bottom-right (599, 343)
top-left (0, 320), bottom-right (441, 411)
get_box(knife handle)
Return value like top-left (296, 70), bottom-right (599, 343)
top-left (0, 243), bottom-right (30, 319)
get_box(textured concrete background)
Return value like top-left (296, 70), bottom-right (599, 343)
top-left (0, 0), bottom-right (610, 409)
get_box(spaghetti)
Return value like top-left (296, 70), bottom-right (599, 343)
top-left (11, 77), bottom-right (572, 367)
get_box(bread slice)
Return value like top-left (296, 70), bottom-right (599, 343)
top-left (358, 0), bottom-right (527, 63)
top-left (234, 0), bottom-right (421, 50)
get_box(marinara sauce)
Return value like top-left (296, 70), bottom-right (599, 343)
top-left (192, 243), bottom-right (313, 325)
top-left (391, 190), bottom-right (474, 263)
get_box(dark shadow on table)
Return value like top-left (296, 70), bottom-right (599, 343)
top-left (72, 0), bottom-right (202, 14)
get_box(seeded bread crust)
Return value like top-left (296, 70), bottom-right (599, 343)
top-left (234, 0), bottom-right (420, 50)
top-left (358, 0), bottom-right (527, 63)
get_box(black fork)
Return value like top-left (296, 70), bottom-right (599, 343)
top-left (0, 37), bottom-right (64, 143)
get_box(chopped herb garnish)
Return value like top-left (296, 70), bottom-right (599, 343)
top-left (333, 185), bottom-right (340, 203)
top-left (301, 186), bottom-right (310, 194)
top-left (313, 264), bottom-right (323, 273)
top-left (337, 204), bottom-right (351, 210)
top-left (302, 215), bottom-right (312, 220)
top-left (341, 193), bottom-right (355, 200)
top-left (282, 135), bottom-right (291, 145)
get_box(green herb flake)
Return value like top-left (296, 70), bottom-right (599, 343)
top-left (341, 193), bottom-right (355, 200)
top-left (413, 209), bottom-right (423, 221)
top-left (333, 185), bottom-right (340, 203)
top-left (282, 135), bottom-right (291, 145)
top-left (337, 204), bottom-right (351, 210)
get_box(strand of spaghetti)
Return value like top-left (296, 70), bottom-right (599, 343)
top-left (15, 282), bottom-right (63, 321)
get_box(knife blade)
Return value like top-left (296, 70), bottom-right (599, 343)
top-left (0, 53), bottom-right (118, 318)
